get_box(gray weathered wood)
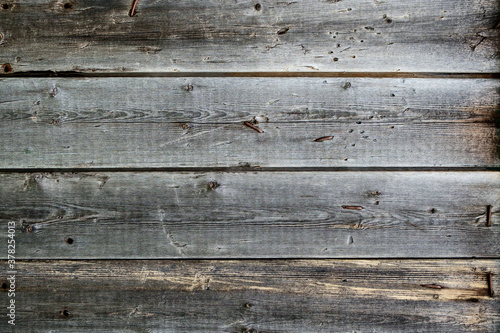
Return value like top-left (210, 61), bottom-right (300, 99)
top-left (1, 78), bottom-right (498, 168)
top-left (1, 77), bottom-right (498, 123)
top-left (0, 259), bottom-right (498, 332)
top-left (0, 0), bottom-right (498, 73)
top-left (1, 172), bottom-right (498, 259)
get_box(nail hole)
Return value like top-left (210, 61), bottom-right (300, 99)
top-left (386, 18), bottom-right (393, 24)
top-left (254, 3), bottom-right (261, 11)
top-left (1, 3), bottom-right (9, 10)
top-left (60, 309), bottom-right (70, 317)
top-left (2, 63), bottom-right (12, 73)
top-left (1, 282), bottom-right (7, 290)
top-left (245, 303), bottom-right (252, 308)
top-left (333, 57), bottom-right (339, 61)
top-left (66, 237), bottom-right (74, 244)
top-left (430, 208), bottom-right (437, 214)
top-left (63, 2), bottom-right (72, 9)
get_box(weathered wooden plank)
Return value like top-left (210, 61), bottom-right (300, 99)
top-left (0, 259), bottom-right (498, 332)
top-left (3, 121), bottom-right (498, 168)
top-left (0, 0), bottom-right (498, 73)
top-left (1, 172), bottom-right (498, 259)
top-left (1, 78), bottom-right (498, 168)
top-left (1, 78), bottom-right (498, 123)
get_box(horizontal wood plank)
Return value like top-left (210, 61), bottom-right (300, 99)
top-left (1, 78), bottom-right (498, 168)
top-left (1, 172), bottom-right (498, 259)
top-left (0, 0), bottom-right (498, 73)
top-left (0, 259), bottom-right (498, 332)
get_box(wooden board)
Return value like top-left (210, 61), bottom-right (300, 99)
top-left (1, 172), bottom-right (498, 259)
top-left (1, 77), bottom-right (498, 169)
top-left (0, 0), bottom-right (498, 74)
top-left (1, 259), bottom-right (498, 332)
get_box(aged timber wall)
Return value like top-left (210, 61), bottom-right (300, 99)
top-left (0, 0), bottom-right (499, 332)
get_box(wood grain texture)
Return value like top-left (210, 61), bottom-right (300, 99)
top-left (1, 77), bottom-right (498, 168)
top-left (1, 172), bottom-right (498, 259)
top-left (0, 0), bottom-right (498, 73)
top-left (0, 259), bottom-right (498, 332)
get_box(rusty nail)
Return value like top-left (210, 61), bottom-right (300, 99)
top-left (244, 121), bottom-right (264, 133)
top-left (488, 272), bottom-right (494, 297)
top-left (129, 0), bottom-right (140, 16)
top-left (421, 284), bottom-right (443, 289)
top-left (314, 136), bottom-right (334, 142)
top-left (486, 205), bottom-right (492, 227)
top-left (342, 205), bottom-right (363, 210)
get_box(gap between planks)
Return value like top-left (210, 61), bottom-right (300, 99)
top-left (2, 71), bottom-right (500, 78)
top-left (1, 167), bottom-right (499, 173)
top-left (7, 257), bottom-right (500, 261)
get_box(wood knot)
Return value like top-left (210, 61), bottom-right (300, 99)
top-left (59, 309), bottom-right (70, 317)
top-left (342, 82), bottom-right (351, 89)
top-left (207, 181), bottom-right (220, 191)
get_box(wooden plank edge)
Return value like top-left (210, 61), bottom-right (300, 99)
top-left (1, 71), bottom-right (500, 78)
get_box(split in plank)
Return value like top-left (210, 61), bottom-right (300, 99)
top-left (0, 259), bottom-right (498, 332)
top-left (0, 0), bottom-right (499, 73)
top-left (1, 172), bottom-right (498, 259)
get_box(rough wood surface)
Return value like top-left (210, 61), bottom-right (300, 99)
top-left (0, 259), bottom-right (498, 332)
top-left (1, 172), bottom-right (498, 259)
top-left (1, 78), bottom-right (498, 168)
top-left (0, 0), bottom-right (498, 73)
